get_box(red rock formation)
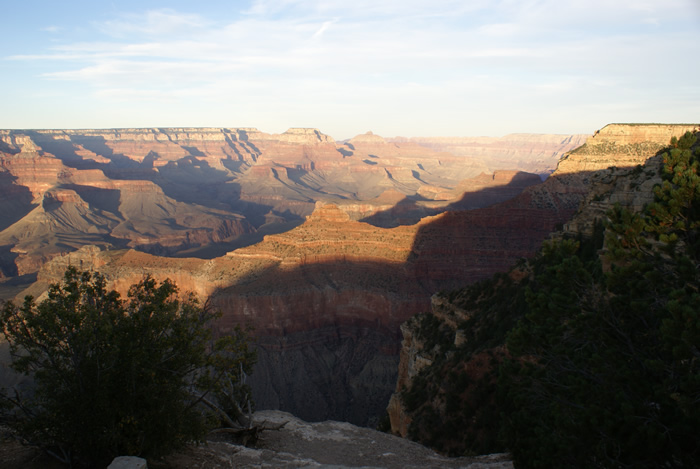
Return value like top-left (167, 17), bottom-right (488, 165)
top-left (7, 124), bottom-right (674, 426)
top-left (0, 144), bottom-right (256, 274)
top-left (3, 126), bottom-right (567, 278)
top-left (20, 172), bottom-right (563, 423)
top-left (24, 169), bottom-right (569, 336)
top-left (0, 152), bottom-right (71, 199)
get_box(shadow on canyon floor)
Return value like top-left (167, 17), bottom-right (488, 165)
top-left (207, 167), bottom-right (603, 427)
top-left (0, 162), bottom-right (616, 428)
top-left (360, 171), bottom-right (542, 228)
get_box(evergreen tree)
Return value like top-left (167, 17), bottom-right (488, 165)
top-left (500, 132), bottom-right (700, 468)
top-left (0, 268), bottom-right (256, 467)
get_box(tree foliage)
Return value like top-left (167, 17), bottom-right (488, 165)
top-left (0, 268), bottom-right (256, 467)
top-left (391, 132), bottom-right (699, 466)
top-left (400, 271), bottom-right (530, 456)
top-left (500, 132), bottom-right (700, 468)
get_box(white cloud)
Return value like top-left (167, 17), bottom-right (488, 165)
top-left (312, 19), bottom-right (338, 39)
top-left (2, 0), bottom-right (699, 135)
top-left (97, 9), bottom-right (209, 38)
top-left (243, 0), bottom-right (488, 18)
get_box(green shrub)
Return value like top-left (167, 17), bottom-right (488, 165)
top-left (500, 133), bottom-right (700, 468)
top-left (0, 268), bottom-right (256, 467)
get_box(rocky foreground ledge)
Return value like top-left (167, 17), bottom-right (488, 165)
top-left (151, 410), bottom-right (512, 468)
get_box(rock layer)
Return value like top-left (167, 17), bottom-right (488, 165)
top-left (392, 133), bottom-right (589, 176)
top-left (16, 170), bottom-right (569, 426)
top-left (9, 124), bottom-right (691, 428)
top-left (0, 127), bottom-right (565, 277)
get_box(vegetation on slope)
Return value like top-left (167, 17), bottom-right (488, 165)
top-left (401, 132), bottom-right (700, 468)
top-left (401, 268), bottom-right (530, 455)
top-left (0, 268), bottom-right (256, 467)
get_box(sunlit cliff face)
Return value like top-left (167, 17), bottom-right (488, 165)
top-left (0, 127), bottom-right (583, 282)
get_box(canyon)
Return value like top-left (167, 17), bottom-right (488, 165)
top-left (0, 127), bottom-right (582, 279)
top-left (3, 124), bottom-right (687, 427)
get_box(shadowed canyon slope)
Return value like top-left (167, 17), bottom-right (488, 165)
top-left (3, 124), bottom-right (688, 426)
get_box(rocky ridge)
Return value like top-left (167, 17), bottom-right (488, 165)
top-left (187, 410), bottom-right (513, 469)
top-left (0, 410), bottom-right (512, 469)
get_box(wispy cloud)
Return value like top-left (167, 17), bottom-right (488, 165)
top-left (2, 0), bottom-right (699, 136)
top-left (10, 3), bottom-right (696, 87)
top-left (312, 19), bottom-right (338, 39)
top-left (97, 9), bottom-right (209, 38)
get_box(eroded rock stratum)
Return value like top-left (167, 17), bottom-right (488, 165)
top-left (3, 124), bottom-right (693, 426)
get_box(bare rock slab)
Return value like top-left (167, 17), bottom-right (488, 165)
top-left (108, 456), bottom-right (148, 469)
top-left (167, 410), bottom-right (512, 469)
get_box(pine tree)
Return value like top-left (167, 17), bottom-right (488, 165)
top-left (500, 132), bottom-right (700, 468)
top-left (0, 268), bottom-right (256, 467)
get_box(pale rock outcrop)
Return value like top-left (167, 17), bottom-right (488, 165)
top-left (560, 123), bottom-right (699, 236)
top-left (387, 320), bottom-right (433, 437)
top-left (160, 410), bottom-right (513, 469)
top-left (275, 128), bottom-right (335, 144)
top-left (107, 456), bottom-right (147, 469)
top-left (349, 131), bottom-right (387, 145)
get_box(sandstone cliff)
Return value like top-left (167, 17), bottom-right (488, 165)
top-left (559, 123), bottom-right (699, 236)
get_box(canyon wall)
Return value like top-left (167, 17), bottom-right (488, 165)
top-left (18, 169), bottom-right (572, 426)
top-left (1, 125), bottom-right (635, 427)
top-left (387, 123), bottom-right (698, 441)
top-left (0, 127), bottom-right (571, 279)
top-left (391, 133), bottom-right (589, 176)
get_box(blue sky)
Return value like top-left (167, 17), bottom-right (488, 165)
top-left (2, 0), bottom-right (699, 139)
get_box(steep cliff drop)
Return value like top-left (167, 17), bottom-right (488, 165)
top-left (190, 138), bottom-right (610, 426)
top-left (387, 123), bottom-right (699, 450)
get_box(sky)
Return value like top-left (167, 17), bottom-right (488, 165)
top-left (1, 0), bottom-right (699, 140)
